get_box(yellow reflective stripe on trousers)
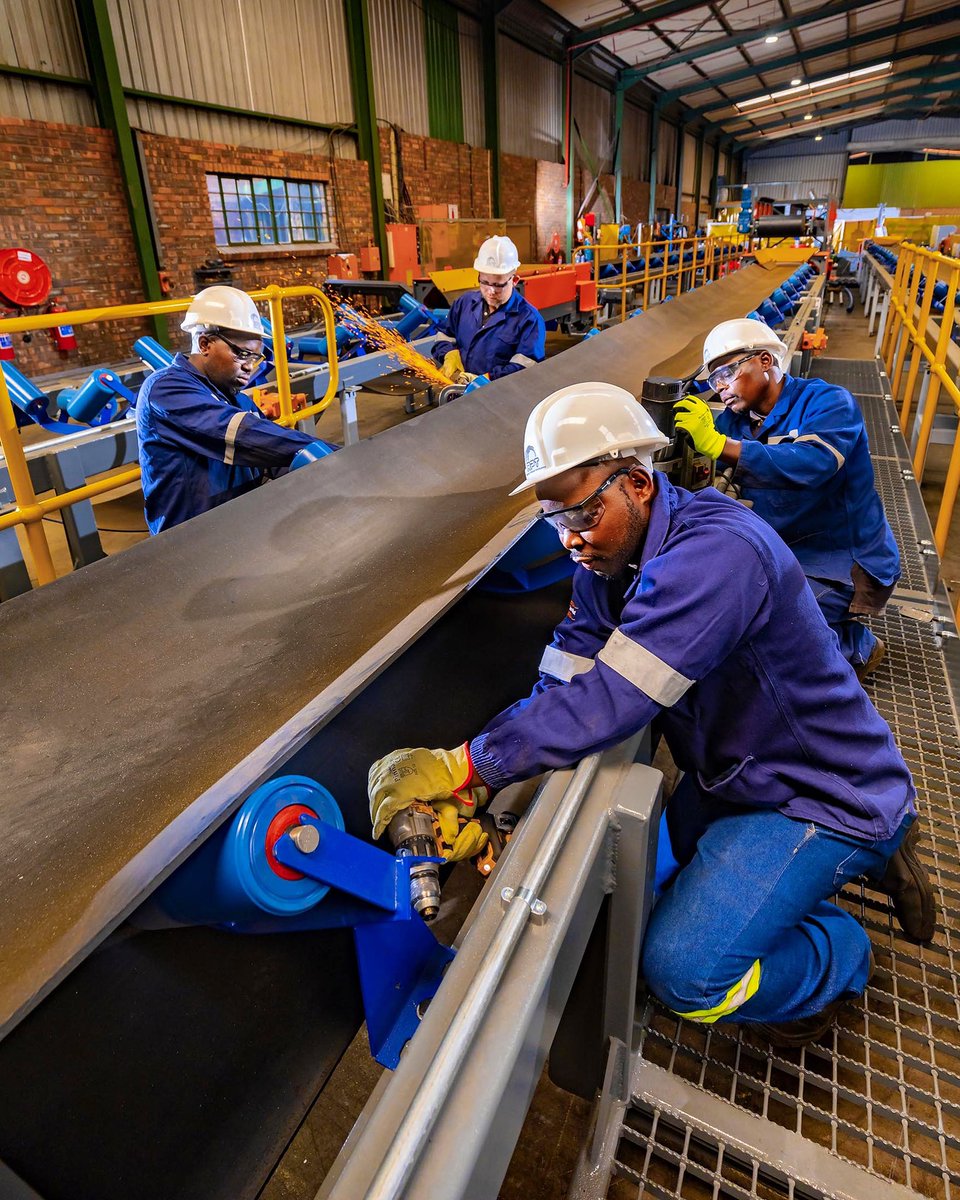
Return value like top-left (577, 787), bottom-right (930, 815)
top-left (672, 959), bottom-right (761, 1024)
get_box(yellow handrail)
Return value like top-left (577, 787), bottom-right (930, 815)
top-left (583, 236), bottom-right (736, 321)
top-left (0, 284), bottom-right (339, 584)
top-left (880, 242), bottom-right (960, 557)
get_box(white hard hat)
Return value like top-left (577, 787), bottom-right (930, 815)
top-left (701, 318), bottom-right (787, 374)
top-left (181, 285), bottom-right (264, 337)
top-left (474, 235), bottom-right (520, 276)
top-left (510, 382), bottom-right (670, 496)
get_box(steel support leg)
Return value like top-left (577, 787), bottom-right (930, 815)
top-left (47, 447), bottom-right (106, 569)
top-left (340, 386), bottom-right (360, 447)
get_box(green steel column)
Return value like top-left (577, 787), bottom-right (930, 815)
top-left (344, 0), bottom-right (388, 272)
top-left (75, 0), bottom-right (166, 342)
top-left (647, 100), bottom-right (661, 227)
top-left (692, 130), bottom-right (704, 230)
top-left (424, 0), bottom-right (464, 143)
top-left (674, 123), bottom-right (685, 222)
top-left (613, 82), bottom-right (625, 221)
top-left (708, 138), bottom-right (722, 214)
top-left (482, 7), bottom-right (501, 217)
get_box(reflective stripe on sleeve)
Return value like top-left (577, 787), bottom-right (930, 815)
top-left (223, 410), bottom-right (247, 466)
top-left (597, 628), bottom-right (693, 706)
top-left (509, 353), bottom-right (537, 367)
top-left (539, 644), bottom-right (595, 682)
top-left (794, 433), bottom-right (845, 469)
top-left (672, 960), bottom-right (761, 1024)
top-left (433, 333), bottom-right (456, 346)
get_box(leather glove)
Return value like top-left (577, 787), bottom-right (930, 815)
top-left (368, 743), bottom-right (490, 841)
top-left (441, 349), bottom-right (465, 381)
top-left (463, 374), bottom-right (489, 393)
top-left (433, 801), bottom-right (489, 863)
top-left (673, 395), bottom-right (727, 459)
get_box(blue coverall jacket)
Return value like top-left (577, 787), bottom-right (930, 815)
top-left (714, 374), bottom-right (900, 597)
top-left (136, 353), bottom-right (313, 534)
top-left (430, 289), bottom-right (546, 380)
top-left (470, 476), bottom-right (914, 844)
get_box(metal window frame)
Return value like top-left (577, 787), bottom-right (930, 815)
top-left (208, 171), bottom-right (333, 249)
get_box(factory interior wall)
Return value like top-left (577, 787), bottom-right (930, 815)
top-left (844, 160), bottom-right (960, 209)
top-left (377, 127), bottom-right (491, 219)
top-left (0, 118), bottom-right (150, 376)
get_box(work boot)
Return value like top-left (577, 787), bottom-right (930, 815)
top-left (878, 818), bottom-right (937, 944)
top-left (748, 951), bottom-right (876, 1050)
top-left (854, 637), bottom-right (886, 682)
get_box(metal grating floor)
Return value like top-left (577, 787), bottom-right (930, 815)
top-left (619, 357), bottom-right (960, 1200)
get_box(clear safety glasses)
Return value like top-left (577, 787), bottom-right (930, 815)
top-left (535, 468), bottom-right (630, 532)
top-left (706, 350), bottom-right (759, 392)
top-left (209, 331), bottom-right (265, 369)
top-left (477, 277), bottom-right (512, 291)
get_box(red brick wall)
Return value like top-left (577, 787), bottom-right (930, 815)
top-left (378, 128), bottom-right (491, 219)
top-left (0, 119), bottom-right (148, 375)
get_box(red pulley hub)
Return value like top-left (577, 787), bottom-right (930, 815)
top-left (265, 803), bottom-right (319, 881)
top-left (0, 248), bottom-right (53, 309)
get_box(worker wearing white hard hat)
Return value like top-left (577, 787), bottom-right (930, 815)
top-left (672, 316), bottom-right (900, 680)
top-left (368, 379), bottom-right (933, 1049)
top-left (136, 285), bottom-right (333, 533)
top-left (431, 235), bottom-right (545, 393)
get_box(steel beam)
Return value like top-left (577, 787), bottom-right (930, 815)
top-left (621, 0), bottom-right (885, 83)
top-left (482, 6), bottom-right (502, 217)
top-left (614, 83), bottom-right (625, 220)
top-left (663, 11), bottom-right (959, 103)
top-left (569, 0), bottom-right (708, 49)
top-left (74, 0), bottom-right (167, 345)
top-left (344, 0), bottom-right (388, 272)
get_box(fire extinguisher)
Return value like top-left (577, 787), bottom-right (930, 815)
top-left (0, 309), bottom-right (15, 361)
top-left (47, 296), bottom-right (77, 357)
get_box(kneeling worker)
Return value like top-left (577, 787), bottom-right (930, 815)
top-left (369, 383), bottom-right (935, 1045)
top-left (432, 236), bottom-right (546, 391)
top-left (137, 285), bottom-right (332, 534)
top-left (674, 318), bottom-right (899, 678)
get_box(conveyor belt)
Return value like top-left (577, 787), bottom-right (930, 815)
top-left (617, 356), bottom-right (960, 1199)
top-left (0, 264), bottom-right (795, 1043)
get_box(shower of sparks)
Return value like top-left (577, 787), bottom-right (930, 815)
top-left (324, 291), bottom-right (450, 388)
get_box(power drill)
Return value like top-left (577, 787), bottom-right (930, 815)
top-left (388, 802), bottom-right (516, 923)
top-left (640, 375), bottom-right (715, 492)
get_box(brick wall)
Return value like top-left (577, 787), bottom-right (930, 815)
top-left (140, 131), bottom-right (374, 334)
top-left (378, 128), bottom-right (491, 219)
top-left (0, 119), bottom-right (148, 375)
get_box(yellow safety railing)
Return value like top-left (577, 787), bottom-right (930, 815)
top-left (591, 236), bottom-right (740, 325)
top-left (0, 284), bottom-right (338, 586)
top-left (880, 242), bottom-right (960, 555)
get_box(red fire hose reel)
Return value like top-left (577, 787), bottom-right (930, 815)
top-left (0, 248), bottom-right (76, 357)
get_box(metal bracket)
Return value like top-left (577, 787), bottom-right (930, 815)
top-left (500, 885), bottom-right (547, 924)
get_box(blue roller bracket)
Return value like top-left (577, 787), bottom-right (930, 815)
top-left (480, 519), bottom-right (575, 595)
top-left (136, 775), bottom-right (454, 1069)
top-left (388, 292), bottom-right (444, 341)
top-left (134, 335), bottom-right (175, 372)
top-left (290, 439), bottom-right (338, 470)
top-left (59, 368), bottom-right (136, 424)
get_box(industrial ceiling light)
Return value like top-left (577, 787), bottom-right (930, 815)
top-left (804, 113), bottom-right (813, 120)
top-left (735, 61), bottom-right (892, 110)
top-left (765, 34), bottom-right (779, 43)
top-left (815, 134), bottom-right (823, 141)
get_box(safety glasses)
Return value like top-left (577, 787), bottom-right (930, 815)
top-left (477, 277), bottom-right (512, 291)
top-left (208, 330), bottom-right (265, 368)
top-left (706, 351), bottom-right (759, 392)
top-left (535, 468), bottom-right (630, 532)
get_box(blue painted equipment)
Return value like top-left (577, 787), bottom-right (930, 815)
top-left (770, 287), bottom-right (796, 316)
top-left (59, 369), bottom-right (136, 424)
top-left (388, 293), bottom-right (442, 341)
top-left (480, 520), bottom-right (575, 595)
top-left (463, 373), bottom-right (489, 394)
top-left (290, 439), bottom-right (338, 469)
top-left (287, 323), bottom-right (352, 360)
top-left (133, 336), bottom-right (175, 371)
top-left (737, 186), bottom-right (753, 236)
top-left (1, 360), bottom-right (50, 427)
top-left (138, 775), bottom-right (454, 1068)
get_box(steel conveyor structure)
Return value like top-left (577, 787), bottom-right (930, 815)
top-left (0, 264), bottom-right (801, 1200)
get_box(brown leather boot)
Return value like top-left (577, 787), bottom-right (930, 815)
top-left (878, 818), bottom-right (937, 944)
top-left (750, 951), bottom-right (876, 1049)
top-left (854, 637), bottom-right (886, 682)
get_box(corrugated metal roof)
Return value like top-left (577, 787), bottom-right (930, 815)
top-left (621, 101), bottom-right (649, 180)
top-left (0, 75), bottom-right (96, 124)
top-left (498, 35), bottom-right (562, 161)
top-left (573, 72), bottom-right (614, 166)
top-left (124, 98), bottom-right (355, 155)
top-left (459, 11), bottom-right (484, 148)
top-left (369, 0), bottom-right (428, 134)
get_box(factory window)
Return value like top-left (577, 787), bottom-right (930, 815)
top-left (206, 174), bottom-right (332, 247)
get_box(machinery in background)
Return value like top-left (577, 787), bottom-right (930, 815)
top-left (641, 375), bottom-right (716, 492)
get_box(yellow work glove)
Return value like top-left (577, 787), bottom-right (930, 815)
top-left (441, 349), bottom-right (465, 382)
top-left (433, 800), bottom-right (489, 863)
top-left (368, 743), bottom-right (490, 841)
top-left (673, 394), bottom-right (727, 460)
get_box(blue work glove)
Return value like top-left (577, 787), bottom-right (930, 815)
top-left (463, 374), bottom-right (490, 394)
top-left (673, 395), bottom-right (726, 459)
top-left (290, 439), bottom-right (337, 470)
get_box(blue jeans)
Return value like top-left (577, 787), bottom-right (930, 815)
top-left (642, 778), bottom-right (910, 1025)
top-left (808, 577), bottom-right (877, 667)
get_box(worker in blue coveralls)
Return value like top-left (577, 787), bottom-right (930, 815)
top-left (432, 236), bottom-right (545, 393)
top-left (673, 317), bottom-right (900, 680)
top-left (136, 285), bottom-right (333, 534)
top-left (368, 382), bottom-right (936, 1047)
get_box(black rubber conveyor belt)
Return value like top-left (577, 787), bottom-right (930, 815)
top-left (0, 263), bottom-right (794, 1038)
